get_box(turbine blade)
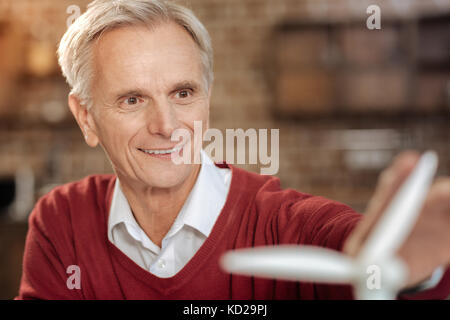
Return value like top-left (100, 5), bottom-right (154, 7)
top-left (220, 245), bottom-right (356, 284)
top-left (358, 151), bottom-right (438, 263)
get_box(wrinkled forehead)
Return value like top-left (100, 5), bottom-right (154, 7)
top-left (91, 22), bottom-right (205, 95)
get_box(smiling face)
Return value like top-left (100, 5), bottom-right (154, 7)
top-left (72, 22), bottom-right (210, 190)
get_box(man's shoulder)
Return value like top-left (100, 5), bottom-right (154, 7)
top-left (227, 166), bottom-right (361, 249)
top-left (229, 165), bottom-right (308, 204)
top-left (228, 164), bottom-right (280, 192)
top-left (30, 174), bottom-right (116, 228)
top-left (230, 165), bottom-right (359, 220)
top-left (39, 174), bottom-right (116, 204)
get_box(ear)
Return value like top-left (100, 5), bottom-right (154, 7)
top-left (68, 94), bottom-right (99, 148)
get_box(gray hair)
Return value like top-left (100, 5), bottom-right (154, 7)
top-left (57, 0), bottom-right (213, 109)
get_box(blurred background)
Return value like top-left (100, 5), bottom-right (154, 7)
top-left (0, 0), bottom-right (449, 299)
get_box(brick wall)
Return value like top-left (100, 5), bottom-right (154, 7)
top-left (0, 0), bottom-right (449, 210)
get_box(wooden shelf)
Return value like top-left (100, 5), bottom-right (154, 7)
top-left (269, 14), bottom-right (450, 118)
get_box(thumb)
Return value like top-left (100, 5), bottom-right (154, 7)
top-left (343, 150), bottom-right (421, 257)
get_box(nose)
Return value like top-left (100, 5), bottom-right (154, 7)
top-left (145, 97), bottom-right (178, 138)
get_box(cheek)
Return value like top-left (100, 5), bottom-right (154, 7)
top-left (177, 101), bottom-right (209, 128)
top-left (95, 114), bottom-right (142, 151)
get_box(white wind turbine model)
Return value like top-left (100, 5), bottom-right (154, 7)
top-left (221, 151), bottom-right (439, 299)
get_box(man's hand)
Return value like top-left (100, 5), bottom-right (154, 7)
top-left (343, 151), bottom-right (450, 289)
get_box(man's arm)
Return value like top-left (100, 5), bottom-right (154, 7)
top-left (277, 196), bottom-right (362, 299)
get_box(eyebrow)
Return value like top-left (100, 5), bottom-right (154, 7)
top-left (113, 89), bottom-right (148, 101)
top-left (113, 80), bottom-right (203, 101)
top-left (172, 81), bottom-right (201, 92)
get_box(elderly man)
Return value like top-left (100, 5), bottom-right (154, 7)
top-left (17, 0), bottom-right (450, 300)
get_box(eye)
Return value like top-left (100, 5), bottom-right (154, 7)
top-left (175, 89), bottom-right (192, 99)
top-left (125, 96), bottom-right (139, 105)
top-left (118, 96), bottom-right (145, 110)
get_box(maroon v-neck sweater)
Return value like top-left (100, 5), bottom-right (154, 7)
top-left (16, 164), bottom-right (449, 300)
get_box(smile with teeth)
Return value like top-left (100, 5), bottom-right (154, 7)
top-left (139, 145), bottom-right (183, 155)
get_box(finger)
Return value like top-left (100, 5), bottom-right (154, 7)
top-left (366, 151), bottom-right (420, 217)
top-left (343, 151), bottom-right (421, 256)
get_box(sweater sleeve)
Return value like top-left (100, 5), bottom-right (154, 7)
top-left (398, 267), bottom-right (450, 300)
top-left (15, 189), bottom-right (83, 300)
top-left (278, 195), bottom-right (362, 299)
top-left (280, 196), bottom-right (362, 250)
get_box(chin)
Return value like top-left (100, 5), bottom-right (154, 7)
top-left (139, 164), bottom-right (194, 189)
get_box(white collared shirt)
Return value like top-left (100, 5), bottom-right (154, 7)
top-left (107, 149), bottom-right (231, 278)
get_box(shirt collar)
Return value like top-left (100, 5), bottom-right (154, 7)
top-left (107, 149), bottom-right (230, 242)
top-left (108, 178), bottom-right (142, 243)
top-left (181, 148), bottom-right (230, 236)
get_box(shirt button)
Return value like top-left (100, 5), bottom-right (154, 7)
top-left (157, 259), bottom-right (166, 269)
